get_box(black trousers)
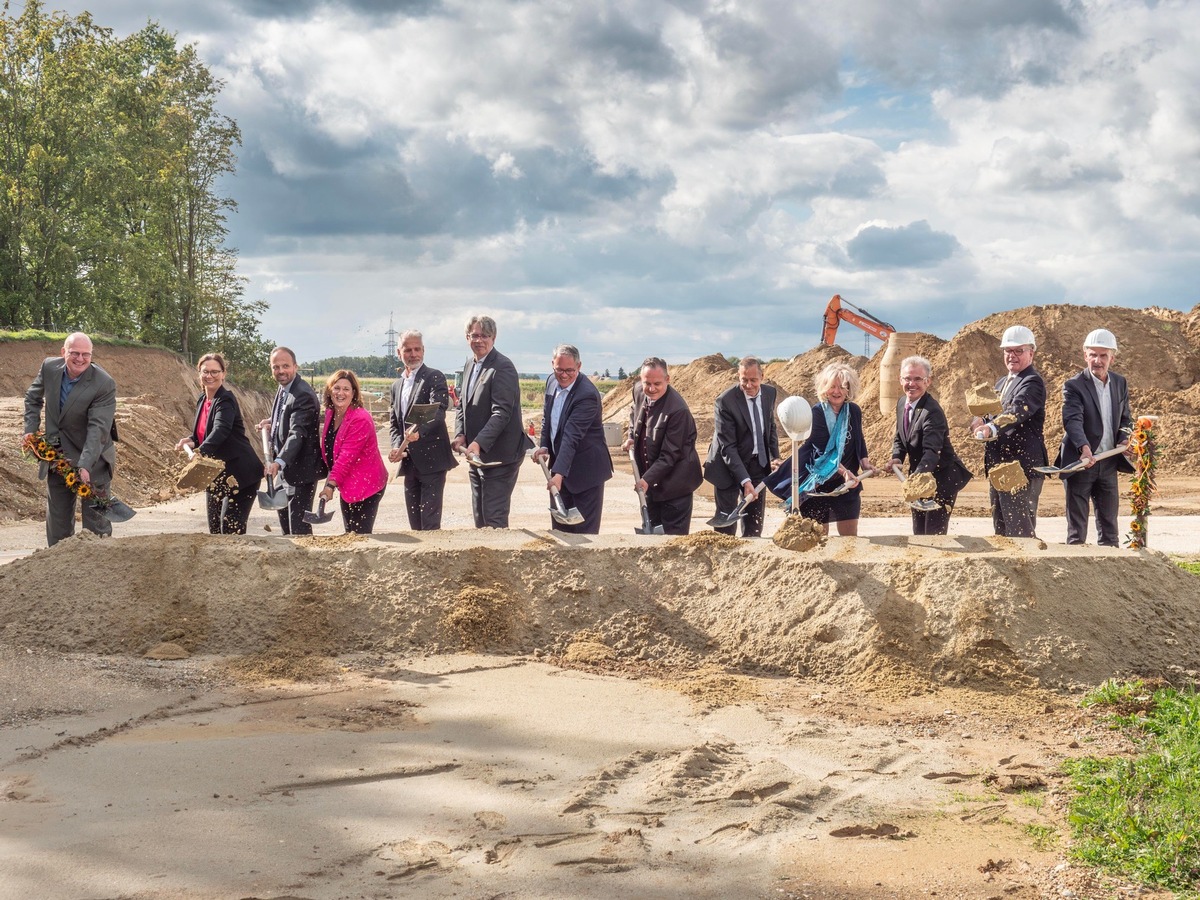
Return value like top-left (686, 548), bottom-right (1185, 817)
top-left (990, 476), bottom-right (1043, 538)
top-left (403, 468), bottom-right (447, 530)
top-left (206, 488), bottom-right (256, 535)
top-left (550, 482), bottom-right (604, 535)
top-left (646, 493), bottom-right (693, 535)
top-left (278, 480), bottom-right (317, 536)
top-left (713, 483), bottom-right (767, 537)
top-left (910, 499), bottom-right (953, 536)
top-left (1063, 462), bottom-right (1122, 546)
top-left (469, 460), bottom-right (521, 528)
top-left (340, 488), bottom-right (384, 534)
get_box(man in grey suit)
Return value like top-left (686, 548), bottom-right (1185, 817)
top-left (23, 332), bottom-right (118, 546)
top-left (258, 346), bottom-right (321, 535)
top-left (388, 329), bottom-right (458, 530)
top-left (703, 356), bottom-right (783, 537)
top-left (1055, 328), bottom-right (1134, 547)
top-left (452, 315), bottom-right (533, 528)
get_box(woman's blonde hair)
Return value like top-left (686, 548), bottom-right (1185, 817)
top-left (814, 361), bottom-right (859, 402)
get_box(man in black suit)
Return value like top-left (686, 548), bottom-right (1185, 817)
top-left (452, 315), bottom-right (533, 528)
top-left (623, 357), bottom-right (703, 535)
top-left (258, 346), bottom-right (320, 535)
top-left (532, 344), bottom-right (613, 534)
top-left (887, 356), bottom-right (973, 535)
top-left (23, 332), bottom-right (118, 546)
top-left (388, 329), bottom-right (458, 530)
top-left (704, 356), bottom-right (782, 537)
top-left (1055, 328), bottom-right (1133, 547)
top-left (969, 325), bottom-right (1048, 538)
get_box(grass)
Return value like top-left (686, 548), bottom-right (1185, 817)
top-left (1024, 822), bottom-right (1059, 851)
top-left (1175, 559), bottom-right (1200, 577)
top-left (1063, 679), bottom-right (1200, 894)
top-left (0, 328), bottom-right (173, 351)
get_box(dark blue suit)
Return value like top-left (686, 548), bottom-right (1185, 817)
top-left (983, 365), bottom-right (1048, 538)
top-left (539, 375), bottom-right (613, 533)
top-left (1055, 369), bottom-right (1133, 546)
top-left (891, 392), bottom-right (972, 535)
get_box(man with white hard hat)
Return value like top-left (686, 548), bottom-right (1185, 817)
top-left (1054, 328), bottom-right (1133, 546)
top-left (969, 324), bottom-right (1049, 538)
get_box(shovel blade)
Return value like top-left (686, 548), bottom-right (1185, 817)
top-left (635, 524), bottom-right (666, 535)
top-left (706, 508), bottom-right (743, 528)
top-left (258, 489), bottom-right (289, 511)
top-left (303, 498), bottom-right (335, 525)
top-left (99, 497), bottom-right (137, 522)
top-left (551, 506), bottom-right (585, 527)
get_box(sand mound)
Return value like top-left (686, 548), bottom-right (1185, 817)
top-left (2, 533), bottom-right (1196, 691)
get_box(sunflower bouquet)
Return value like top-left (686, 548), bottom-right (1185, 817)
top-left (1125, 415), bottom-right (1158, 550)
top-left (22, 430), bottom-right (112, 509)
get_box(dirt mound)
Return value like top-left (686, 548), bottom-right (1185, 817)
top-left (0, 340), bottom-right (271, 520)
top-left (2, 533), bottom-right (1196, 691)
top-left (600, 305), bottom-right (1200, 476)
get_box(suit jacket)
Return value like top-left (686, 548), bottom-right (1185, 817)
top-left (628, 383), bottom-right (702, 502)
top-left (454, 347), bottom-right (533, 464)
top-left (703, 384), bottom-right (780, 489)
top-left (983, 365), bottom-right (1048, 476)
top-left (321, 406), bottom-right (388, 503)
top-left (766, 402), bottom-right (869, 498)
top-left (540, 375), bottom-right (613, 492)
top-left (191, 385), bottom-right (263, 494)
top-left (891, 392), bottom-right (973, 501)
top-left (1055, 369), bottom-right (1134, 473)
top-left (271, 375), bottom-right (321, 484)
top-left (389, 364), bottom-right (457, 476)
top-left (24, 357), bottom-right (118, 482)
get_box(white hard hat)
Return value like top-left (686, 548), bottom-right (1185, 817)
top-left (1083, 328), bottom-right (1118, 351)
top-left (999, 325), bottom-right (1036, 349)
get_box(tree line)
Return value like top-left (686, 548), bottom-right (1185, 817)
top-left (0, 1), bottom-right (269, 377)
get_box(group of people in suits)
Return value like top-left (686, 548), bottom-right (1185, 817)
top-left (21, 321), bottom-right (1136, 548)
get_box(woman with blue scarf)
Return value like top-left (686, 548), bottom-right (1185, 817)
top-left (765, 361), bottom-right (878, 535)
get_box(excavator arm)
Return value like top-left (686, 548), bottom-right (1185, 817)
top-left (821, 294), bottom-right (895, 346)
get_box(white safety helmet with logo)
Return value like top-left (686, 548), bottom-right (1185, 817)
top-left (999, 325), bottom-right (1036, 349)
top-left (1083, 328), bottom-right (1118, 352)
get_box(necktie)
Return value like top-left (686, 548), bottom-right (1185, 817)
top-left (903, 402), bottom-right (913, 439)
top-left (751, 396), bottom-right (767, 467)
top-left (271, 388), bottom-right (286, 448)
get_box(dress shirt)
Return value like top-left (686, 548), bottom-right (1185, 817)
top-left (1088, 371), bottom-right (1115, 453)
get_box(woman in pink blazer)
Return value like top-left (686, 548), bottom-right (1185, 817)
top-left (318, 369), bottom-right (388, 533)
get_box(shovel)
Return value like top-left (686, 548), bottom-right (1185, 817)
top-left (391, 423), bottom-right (418, 480)
top-left (256, 428), bottom-right (289, 510)
top-left (805, 468), bottom-right (877, 498)
top-left (1033, 445), bottom-right (1127, 476)
top-left (629, 449), bottom-right (665, 535)
top-left (458, 447), bottom-right (504, 467)
top-left (892, 464), bottom-right (941, 512)
top-left (537, 457), bottom-right (584, 527)
top-left (707, 480), bottom-right (766, 529)
top-left (97, 496), bottom-right (137, 523)
top-left (303, 496), bottom-right (335, 525)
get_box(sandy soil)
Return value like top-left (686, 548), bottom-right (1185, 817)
top-left (3, 324), bottom-right (1198, 899)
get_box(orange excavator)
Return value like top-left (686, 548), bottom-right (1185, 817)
top-left (821, 294), bottom-right (895, 349)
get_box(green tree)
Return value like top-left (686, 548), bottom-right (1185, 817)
top-left (617, 366), bottom-right (627, 379)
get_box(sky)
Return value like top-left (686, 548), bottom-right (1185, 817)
top-left (60, 0), bottom-right (1200, 375)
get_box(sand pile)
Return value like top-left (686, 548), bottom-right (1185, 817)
top-left (2, 533), bottom-right (1197, 691)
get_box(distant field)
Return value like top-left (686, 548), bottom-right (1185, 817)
top-left (325, 375), bottom-right (621, 411)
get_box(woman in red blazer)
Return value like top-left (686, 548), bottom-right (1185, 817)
top-left (318, 369), bottom-right (388, 533)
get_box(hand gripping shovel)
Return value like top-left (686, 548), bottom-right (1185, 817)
top-left (537, 457), bottom-right (584, 527)
top-left (303, 496), bottom-right (335, 525)
top-left (256, 428), bottom-right (289, 511)
top-left (458, 447), bottom-right (504, 467)
top-left (892, 464), bottom-right (941, 513)
top-left (707, 480), bottom-right (766, 529)
top-left (1033, 445), bottom-right (1127, 476)
top-left (629, 449), bottom-right (665, 535)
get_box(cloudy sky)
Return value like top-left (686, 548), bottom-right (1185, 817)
top-left (66, 0), bottom-right (1200, 375)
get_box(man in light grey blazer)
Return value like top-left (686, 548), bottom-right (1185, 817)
top-left (23, 332), bottom-right (118, 546)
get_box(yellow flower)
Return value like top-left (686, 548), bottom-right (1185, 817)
top-left (64, 472), bottom-right (77, 487)
top-left (77, 483), bottom-right (92, 499)
top-left (44, 448), bottom-right (57, 460)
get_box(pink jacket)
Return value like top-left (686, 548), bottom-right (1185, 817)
top-left (321, 406), bottom-right (388, 503)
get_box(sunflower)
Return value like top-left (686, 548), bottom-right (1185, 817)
top-left (77, 483), bottom-right (92, 499)
top-left (44, 448), bottom-right (57, 460)
top-left (64, 472), bottom-right (77, 487)
top-left (55, 459), bottom-right (70, 473)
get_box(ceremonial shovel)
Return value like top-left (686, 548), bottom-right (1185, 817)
top-left (537, 457), bottom-right (585, 526)
top-left (458, 448), bottom-right (504, 467)
top-left (804, 467), bottom-right (878, 498)
top-left (257, 428), bottom-right (289, 511)
top-left (706, 481), bottom-right (766, 529)
top-left (891, 464), bottom-right (941, 513)
top-left (630, 449), bottom-right (665, 535)
top-left (776, 396), bottom-right (813, 515)
top-left (303, 496), bottom-right (335, 525)
top-left (1033, 445), bottom-right (1127, 476)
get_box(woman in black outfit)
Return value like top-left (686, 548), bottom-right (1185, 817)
top-left (174, 352), bottom-right (263, 534)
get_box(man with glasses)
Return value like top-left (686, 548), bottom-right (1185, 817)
top-left (452, 315), bottom-right (533, 527)
top-left (531, 344), bottom-right (612, 534)
top-left (969, 325), bottom-right (1048, 538)
top-left (22, 332), bottom-right (118, 545)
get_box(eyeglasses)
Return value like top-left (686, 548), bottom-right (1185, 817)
top-left (200, 369), bottom-right (223, 377)
top-left (466, 333), bottom-right (490, 341)
top-left (553, 367), bottom-right (578, 375)
top-left (1002, 348), bottom-right (1031, 355)
top-left (66, 351), bottom-right (92, 359)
